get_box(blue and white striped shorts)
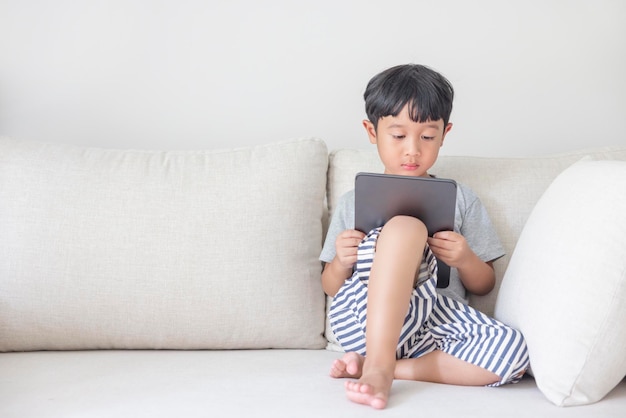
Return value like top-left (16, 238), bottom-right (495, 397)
top-left (328, 227), bottom-right (529, 386)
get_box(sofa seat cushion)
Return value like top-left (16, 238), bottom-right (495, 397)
top-left (0, 137), bottom-right (328, 351)
top-left (495, 160), bottom-right (626, 406)
top-left (1, 350), bottom-right (625, 417)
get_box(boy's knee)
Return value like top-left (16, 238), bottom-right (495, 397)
top-left (383, 215), bottom-right (428, 237)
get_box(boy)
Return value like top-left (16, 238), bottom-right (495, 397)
top-left (320, 64), bottom-right (529, 410)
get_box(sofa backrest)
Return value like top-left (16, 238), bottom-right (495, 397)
top-left (0, 137), bottom-right (329, 352)
top-left (326, 146), bottom-right (626, 316)
top-left (2, 135), bottom-right (625, 352)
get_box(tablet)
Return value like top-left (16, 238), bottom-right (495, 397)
top-left (354, 172), bottom-right (457, 288)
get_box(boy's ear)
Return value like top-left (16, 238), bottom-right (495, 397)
top-left (441, 123), bottom-right (453, 146)
top-left (363, 120), bottom-right (377, 144)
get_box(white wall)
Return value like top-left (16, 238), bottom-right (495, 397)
top-left (1, 0), bottom-right (625, 156)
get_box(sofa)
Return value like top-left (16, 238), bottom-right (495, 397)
top-left (1, 136), bottom-right (625, 417)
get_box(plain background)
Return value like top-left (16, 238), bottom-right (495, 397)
top-left (1, 0), bottom-right (625, 156)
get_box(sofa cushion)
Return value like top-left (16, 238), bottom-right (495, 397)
top-left (326, 147), bottom-right (626, 316)
top-left (324, 147), bottom-right (626, 349)
top-left (3, 350), bottom-right (626, 417)
top-left (494, 160), bottom-right (626, 406)
top-left (0, 137), bottom-right (328, 351)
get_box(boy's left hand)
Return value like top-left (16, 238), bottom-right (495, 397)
top-left (427, 231), bottom-right (472, 269)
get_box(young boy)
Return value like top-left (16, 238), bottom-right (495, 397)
top-left (320, 64), bottom-right (529, 410)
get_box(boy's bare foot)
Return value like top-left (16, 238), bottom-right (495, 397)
top-left (345, 367), bottom-right (393, 410)
top-left (330, 353), bottom-right (394, 408)
top-left (329, 352), bottom-right (364, 378)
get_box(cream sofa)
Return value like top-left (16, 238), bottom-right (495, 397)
top-left (1, 137), bottom-right (625, 417)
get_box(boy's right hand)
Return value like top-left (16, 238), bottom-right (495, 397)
top-left (322, 229), bottom-right (367, 297)
top-left (335, 229), bottom-right (366, 269)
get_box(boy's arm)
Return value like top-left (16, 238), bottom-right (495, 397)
top-left (322, 229), bottom-right (366, 297)
top-left (427, 231), bottom-right (495, 295)
top-left (321, 259), bottom-right (353, 297)
top-left (456, 257), bottom-right (496, 296)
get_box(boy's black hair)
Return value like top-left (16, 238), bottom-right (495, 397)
top-left (364, 64), bottom-right (454, 129)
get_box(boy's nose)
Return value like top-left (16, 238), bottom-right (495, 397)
top-left (406, 138), bottom-right (420, 155)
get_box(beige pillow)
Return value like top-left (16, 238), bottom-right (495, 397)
top-left (0, 137), bottom-right (328, 351)
top-left (495, 160), bottom-right (626, 406)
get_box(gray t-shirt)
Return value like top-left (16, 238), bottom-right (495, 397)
top-left (319, 181), bottom-right (505, 304)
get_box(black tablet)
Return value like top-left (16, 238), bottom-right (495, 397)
top-left (354, 172), bottom-right (457, 288)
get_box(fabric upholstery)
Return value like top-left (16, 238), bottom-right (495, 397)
top-left (326, 147), bottom-right (626, 316)
top-left (0, 137), bottom-right (328, 351)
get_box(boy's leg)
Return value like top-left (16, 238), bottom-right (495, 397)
top-left (394, 295), bottom-right (529, 386)
top-left (331, 350), bottom-right (498, 385)
top-left (394, 350), bottom-right (501, 385)
top-left (346, 215), bottom-right (428, 409)
top-left (332, 297), bottom-right (528, 387)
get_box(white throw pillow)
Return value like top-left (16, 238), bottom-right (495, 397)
top-left (495, 160), bottom-right (626, 406)
top-left (0, 137), bottom-right (328, 351)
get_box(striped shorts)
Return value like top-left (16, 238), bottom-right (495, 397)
top-left (328, 227), bottom-right (529, 386)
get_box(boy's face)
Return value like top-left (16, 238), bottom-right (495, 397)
top-left (363, 105), bottom-right (452, 178)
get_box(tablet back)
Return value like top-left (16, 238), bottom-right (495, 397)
top-left (354, 172), bottom-right (457, 288)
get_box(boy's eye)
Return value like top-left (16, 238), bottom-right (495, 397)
top-left (392, 134), bottom-right (405, 139)
top-left (422, 136), bottom-right (435, 141)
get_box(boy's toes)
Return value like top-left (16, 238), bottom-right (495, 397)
top-left (330, 359), bottom-right (348, 378)
top-left (345, 381), bottom-right (388, 409)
